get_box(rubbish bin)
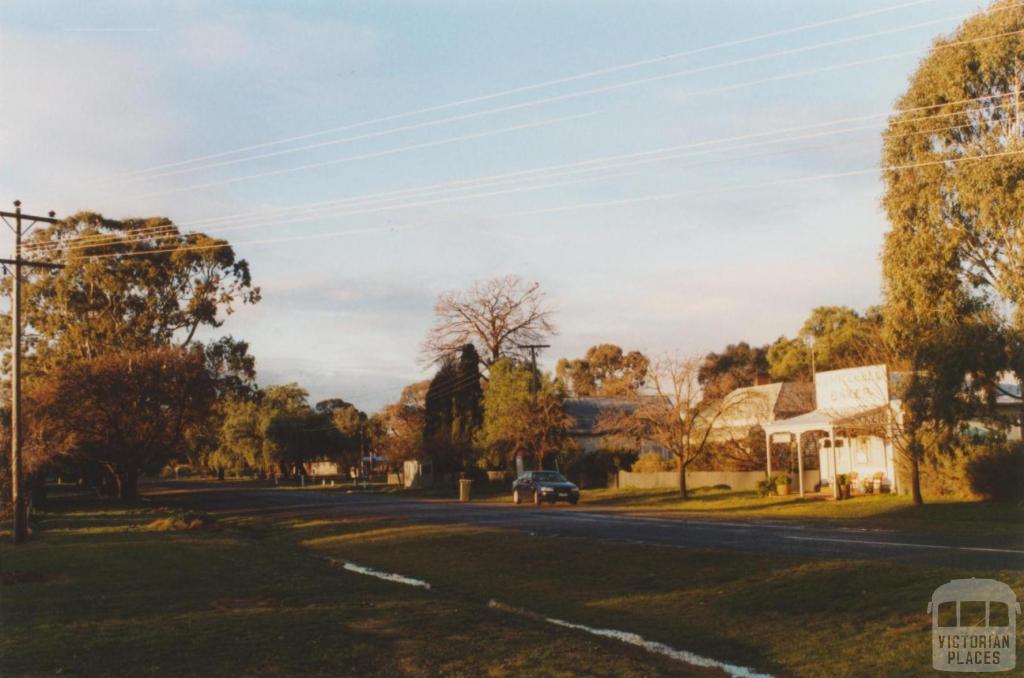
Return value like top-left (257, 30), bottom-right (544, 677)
top-left (458, 478), bottom-right (473, 502)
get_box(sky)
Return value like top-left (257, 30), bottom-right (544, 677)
top-left (0, 0), bottom-right (989, 411)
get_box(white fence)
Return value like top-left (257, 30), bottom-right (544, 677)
top-left (617, 469), bottom-right (820, 491)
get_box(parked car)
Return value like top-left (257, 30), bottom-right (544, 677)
top-left (512, 471), bottom-right (580, 505)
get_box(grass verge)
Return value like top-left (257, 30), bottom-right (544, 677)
top-left (532, 486), bottom-right (1024, 536)
top-left (296, 513), bottom-right (1024, 677)
top-left (0, 494), bottom-right (705, 677)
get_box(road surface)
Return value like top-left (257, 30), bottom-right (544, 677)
top-left (147, 483), bottom-right (1024, 571)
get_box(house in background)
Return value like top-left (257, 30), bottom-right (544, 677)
top-left (564, 396), bottom-right (665, 455)
top-left (765, 365), bottom-right (897, 497)
top-left (994, 377), bottom-right (1022, 442)
top-left (710, 381), bottom-right (816, 471)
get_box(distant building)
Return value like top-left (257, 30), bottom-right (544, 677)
top-left (564, 396), bottom-right (665, 456)
top-left (765, 365), bottom-right (897, 497)
top-left (709, 381), bottom-right (816, 471)
top-left (712, 381), bottom-right (816, 439)
top-left (991, 376), bottom-right (1022, 442)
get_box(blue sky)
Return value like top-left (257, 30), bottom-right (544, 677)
top-left (0, 0), bottom-right (987, 410)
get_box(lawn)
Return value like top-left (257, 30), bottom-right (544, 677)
top-left (296, 512), bottom-right (1024, 677)
top-left (571, 486), bottom-right (1024, 535)
top-left (0, 493), bottom-right (704, 677)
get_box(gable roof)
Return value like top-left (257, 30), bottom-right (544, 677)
top-left (564, 397), bottom-right (639, 435)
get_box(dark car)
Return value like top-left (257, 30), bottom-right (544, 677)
top-left (512, 471), bottom-right (580, 505)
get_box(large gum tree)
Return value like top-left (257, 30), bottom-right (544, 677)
top-left (881, 1), bottom-right (1022, 503)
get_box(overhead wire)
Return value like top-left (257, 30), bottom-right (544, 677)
top-left (93, 0), bottom-right (945, 184)
top-left (24, 99), bottom-right (1015, 256)
top-left (113, 26), bottom-right (1024, 202)
top-left (100, 7), bottom-right (990, 186)
top-left (43, 145), bottom-right (1023, 265)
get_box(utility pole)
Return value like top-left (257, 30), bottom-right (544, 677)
top-left (518, 343), bottom-right (550, 396)
top-left (517, 343), bottom-right (551, 472)
top-left (1, 200), bottom-right (61, 545)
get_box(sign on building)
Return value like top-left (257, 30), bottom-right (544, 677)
top-left (815, 364), bottom-right (888, 411)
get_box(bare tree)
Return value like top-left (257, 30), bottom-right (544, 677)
top-left (422, 275), bottom-right (555, 367)
top-left (599, 354), bottom-right (741, 498)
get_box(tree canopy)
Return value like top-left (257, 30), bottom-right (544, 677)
top-left (421, 275), bottom-right (555, 366)
top-left (8, 212), bottom-right (260, 373)
top-left (598, 355), bottom-right (733, 499)
top-left (879, 1), bottom-right (1021, 504)
top-left (556, 344), bottom-right (649, 397)
top-left (475, 359), bottom-right (574, 470)
top-left (881, 0), bottom-right (1022, 339)
top-left (698, 342), bottom-right (768, 399)
top-left (29, 347), bottom-right (215, 499)
top-left (767, 306), bottom-right (883, 381)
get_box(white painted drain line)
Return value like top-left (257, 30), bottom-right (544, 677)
top-left (330, 557), bottom-right (769, 676)
top-left (485, 600), bottom-right (771, 677)
top-left (321, 556), bottom-right (431, 589)
top-left (544, 616), bottom-right (772, 678)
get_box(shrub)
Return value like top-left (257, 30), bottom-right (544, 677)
top-left (756, 478), bottom-right (774, 497)
top-left (967, 443), bottom-right (1024, 502)
top-left (147, 510), bottom-right (215, 531)
top-left (633, 452), bottom-right (675, 474)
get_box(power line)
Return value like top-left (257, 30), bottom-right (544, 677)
top-left (123, 110), bottom-right (599, 201)
top-left (30, 60), bottom-right (1019, 253)
top-left (92, 0), bottom-right (945, 184)
top-left (98, 8), bottom-right (987, 187)
top-left (144, 89), bottom-right (1024, 232)
top-left (54, 145), bottom-right (1024, 264)
top-left (110, 27), bottom-right (1024, 203)
top-left (501, 146), bottom-right (1024, 219)
top-left (26, 102), bottom-right (1012, 255)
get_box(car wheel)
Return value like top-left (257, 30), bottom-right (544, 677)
top-left (513, 489), bottom-right (521, 504)
top-left (569, 497), bottom-right (579, 505)
top-left (533, 490), bottom-right (542, 506)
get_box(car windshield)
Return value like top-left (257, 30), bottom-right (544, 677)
top-left (533, 472), bottom-right (567, 483)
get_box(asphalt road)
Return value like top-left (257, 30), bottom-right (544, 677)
top-left (147, 483), bottom-right (1024, 571)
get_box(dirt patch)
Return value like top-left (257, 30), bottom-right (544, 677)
top-left (1, 570), bottom-right (63, 586)
top-left (209, 596), bottom-right (277, 611)
top-left (146, 511), bottom-right (217, 531)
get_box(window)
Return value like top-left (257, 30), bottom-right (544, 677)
top-left (990, 602), bottom-right (1010, 627)
top-left (960, 601), bottom-right (987, 627)
top-left (855, 437), bottom-right (869, 464)
top-left (936, 601), bottom-right (958, 627)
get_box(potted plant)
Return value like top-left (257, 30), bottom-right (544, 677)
top-left (835, 474), bottom-right (849, 500)
top-left (774, 474), bottom-right (791, 496)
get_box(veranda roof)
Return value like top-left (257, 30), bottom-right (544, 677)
top-left (763, 405), bottom-right (891, 436)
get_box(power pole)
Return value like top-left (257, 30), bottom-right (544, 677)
top-left (1, 200), bottom-right (61, 545)
top-left (518, 343), bottom-right (550, 396)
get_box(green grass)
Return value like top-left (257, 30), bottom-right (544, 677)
top-left (296, 513), bottom-right (1024, 677)
top-left (0, 495), bottom-right (705, 677)
top-left (545, 486), bottom-right (1024, 536)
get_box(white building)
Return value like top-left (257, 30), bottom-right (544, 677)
top-left (764, 365), bottom-right (897, 498)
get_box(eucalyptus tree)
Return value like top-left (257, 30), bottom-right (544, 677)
top-left (556, 344), bottom-right (649, 397)
top-left (5, 211), bottom-right (259, 373)
top-left (880, 1), bottom-right (1021, 502)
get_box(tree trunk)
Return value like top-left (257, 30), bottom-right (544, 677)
top-left (677, 458), bottom-right (688, 500)
top-left (908, 444), bottom-right (924, 506)
top-left (217, 467), bottom-right (225, 481)
top-left (116, 467), bottom-right (139, 501)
